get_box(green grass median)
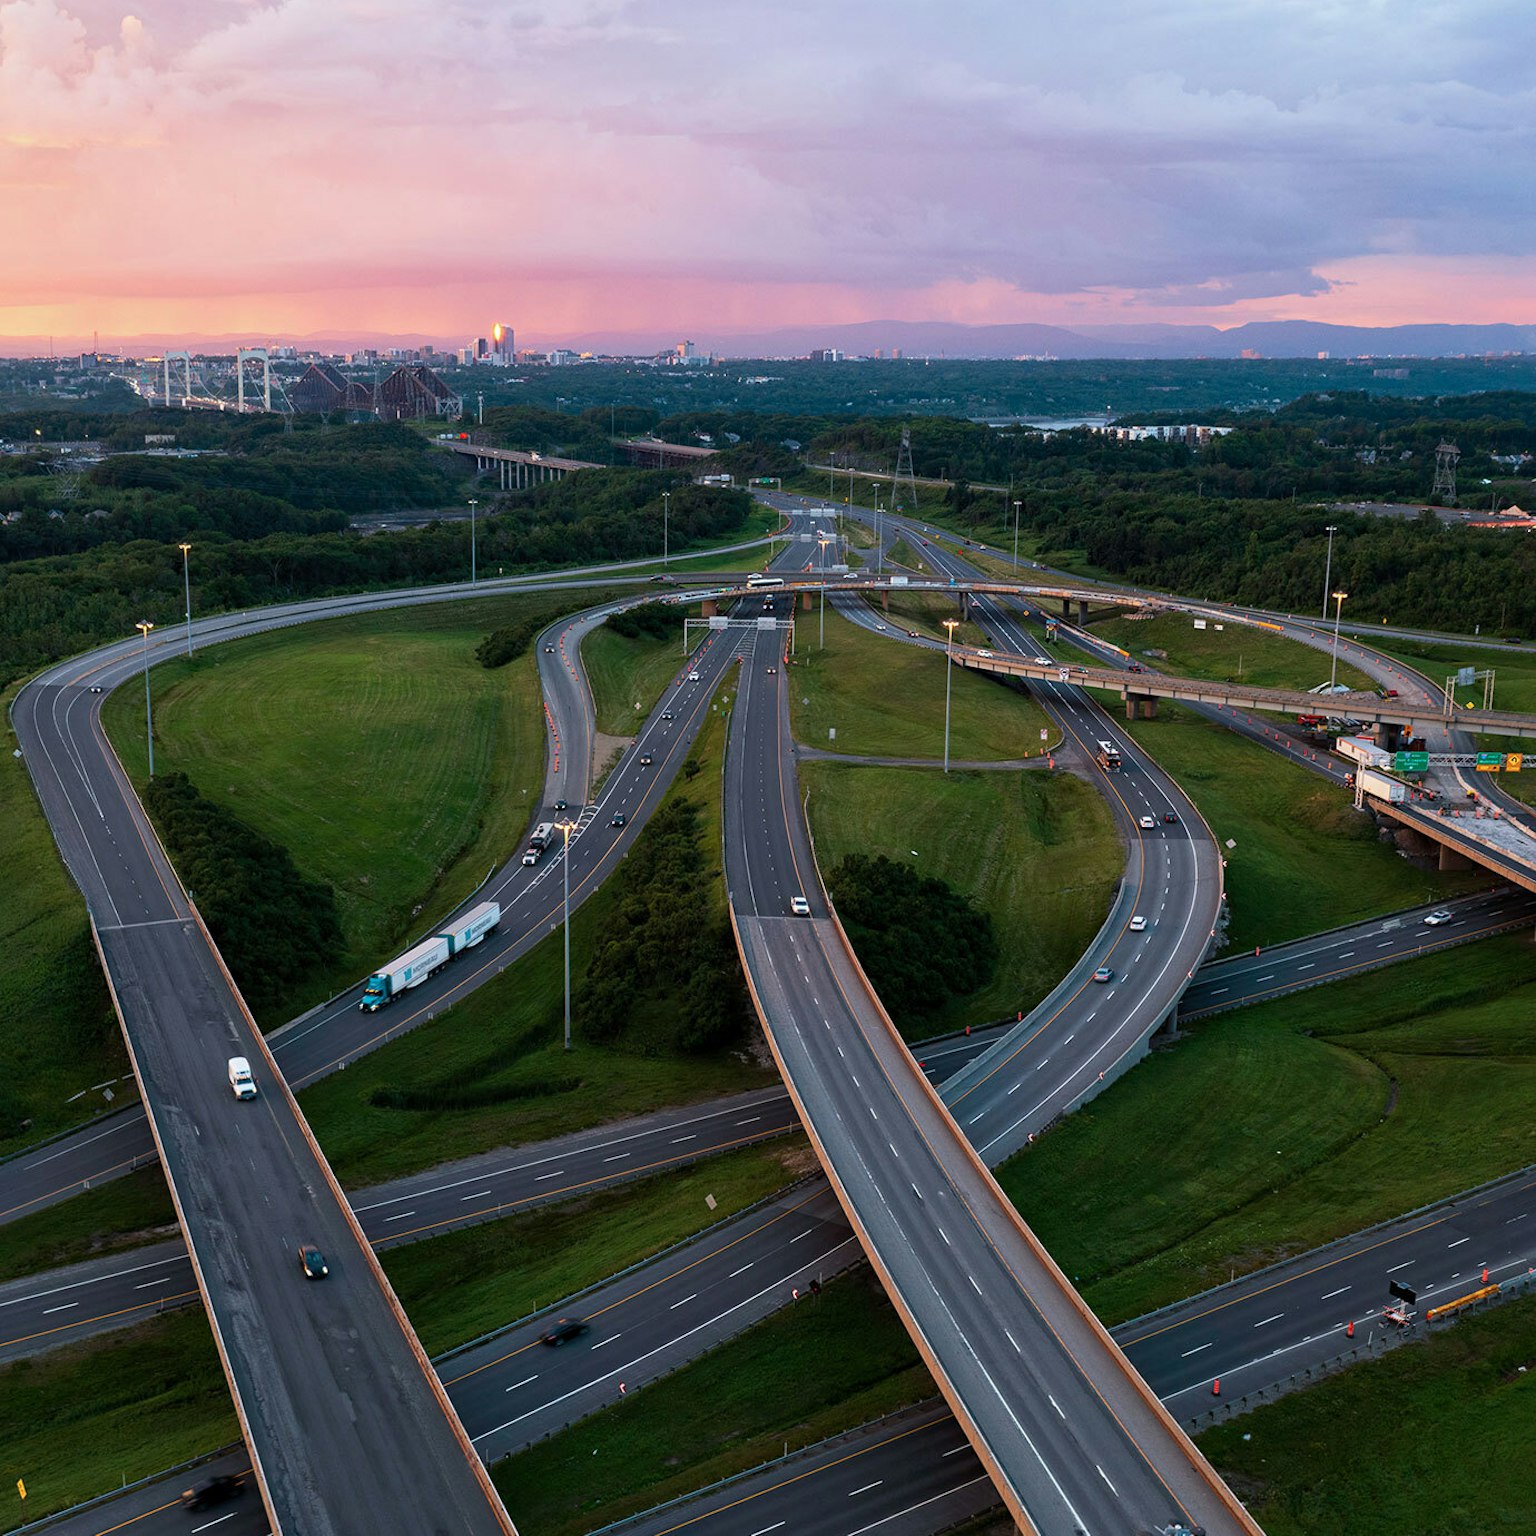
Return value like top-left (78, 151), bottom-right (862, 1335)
top-left (803, 763), bottom-right (1119, 1033)
top-left (387, 1139), bottom-right (810, 1356)
top-left (789, 605), bottom-right (1054, 761)
top-left (582, 622), bottom-right (693, 736)
top-left (493, 1268), bottom-right (930, 1536)
top-left (0, 1168), bottom-right (175, 1286)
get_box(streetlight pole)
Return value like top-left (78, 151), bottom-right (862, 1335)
top-left (559, 819), bottom-right (575, 1051)
top-left (136, 622), bottom-right (155, 777)
top-left (1322, 524), bottom-right (1338, 619)
top-left (1329, 589), bottom-right (1349, 690)
top-left (817, 536), bottom-right (832, 648)
top-left (942, 619), bottom-right (958, 773)
top-left (178, 542), bottom-right (193, 657)
top-left (468, 499), bottom-right (478, 585)
top-left (1012, 500), bottom-right (1022, 572)
top-left (662, 491), bottom-right (670, 565)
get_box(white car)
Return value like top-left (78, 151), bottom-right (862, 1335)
top-left (1423, 909), bottom-right (1454, 926)
top-left (1129, 915), bottom-right (1147, 932)
top-left (976, 649), bottom-right (994, 658)
top-left (1139, 815), bottom-right (1156, 829)
top-left (688, 671), bottom-right (701, 681)
top-left (789, 896), bottom-right (811, 916)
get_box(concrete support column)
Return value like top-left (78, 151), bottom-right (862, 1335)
top-left (800, 591), bottom-right (813, 611)
top-left (700, 599), bottom-right (719, 618)
top-left (1060, 596), bottom-right (1073, 618)
top-left (1438, 842), bottom-right (1472, 871)
top-left (1375, 719), bottom-right (1403, 751)
top-left (1077, 599), bottom-right (1090, 624)
top-left (881, 589), bottom-right (891, 611)
top-left (1125, 692), bottom-right (1159, 721)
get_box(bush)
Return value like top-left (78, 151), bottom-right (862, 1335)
top-left (142, 772), bottom-right (342, 1012)
top-left (605, 602), bottom-right (685, 642)
top-left (825, 854), bottom-right (996, 1026)
top-left (576, 799), bottom-right (749, 1054)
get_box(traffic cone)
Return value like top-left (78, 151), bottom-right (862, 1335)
top-left (1346, 1320), bottom-right (1354, 1338)
top-left (1212, 1379), bottom-right (1221, 1396)
top-left (1482, 1266), bottom-right (1490, 1284)
top-left (965, 1025), bottom-right (971, 1036)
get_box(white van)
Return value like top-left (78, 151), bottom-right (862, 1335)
top-left (227, 1057), bottom-right (257, 1101)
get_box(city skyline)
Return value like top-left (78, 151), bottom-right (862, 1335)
top-left (4, 0), bottom-right (1536, 349)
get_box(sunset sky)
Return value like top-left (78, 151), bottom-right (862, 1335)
top-left (4, 0), bottom-right (1535, 350)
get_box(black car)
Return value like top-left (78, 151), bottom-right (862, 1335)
top-left (182, 1475), bottom-right (242, 1511)
top-left (1163, 811), bottom-right (1179, 824)
top-left (611, 812), bottom-right (626, 827)
top-left (543, 644), bottom-right (555, 653)
top-left (638, 754), bottom-right (653, 766)
top-left (553, 799), bottom-right (568, 812)
top-left (298, 1244), bottom-right (328, 1279)
top-left (540, 1317), bottom-right (589, 1346)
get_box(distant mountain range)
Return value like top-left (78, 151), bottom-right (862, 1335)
top-left (7, 319), bottom-right (1536, 362)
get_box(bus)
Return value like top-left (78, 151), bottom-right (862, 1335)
top-left (1095, 740), bottom-right (1123, 772)
top-left (746, 573), bottom-right (784, 588)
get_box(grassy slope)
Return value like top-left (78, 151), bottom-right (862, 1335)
top-left (301, 703), bottom-right (774, 1188)
top-left (1120, 704), bottom-right (1488, 951)
top-left (802, 764), bottom-right (1120, 1033)
top-left (1093, 610), bottom-right (1374, 691)
top-left (494, 1269), bottom-right (930, 1536)
top-left (582, 623), bottom-right (693, 736)
top-left (1003, 933), bottom-right (1536, 1321)
top-left (388, 1140), bottom-right (810, 1356)
top-left (0, 1309), bottom-right (236, 1528)
top-left (101, 594), bottom-right (567, 1019)
top-left (0, 1168), bottom-right (175, 1285)
top-left (1199, 1293), bottom-right (1536, 1536)
top-left (0, 689), bottom-right (125, 1150)
top-left (789, 605), bottom-right (1054, 761)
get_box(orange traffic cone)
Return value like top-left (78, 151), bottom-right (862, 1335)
top-left (1482, 1266), bottom-right (1490, 1284)
top-left (1346, 1319), bottom-right (1354, 1338)
top-left (1212, 1379), bottom-right (1221, 1396)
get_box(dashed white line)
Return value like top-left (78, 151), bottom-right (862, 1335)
top-left (1254, 1312), bottom-right (1284, 1327)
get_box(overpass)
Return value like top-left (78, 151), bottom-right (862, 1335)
top-left (618, 436), bottom-right (719, 468)
top-left (442, 438), bottom-right (604, 488)
top-left (693, 573), bottom-right (1536, 741)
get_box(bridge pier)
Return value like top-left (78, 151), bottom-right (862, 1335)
top-left (700, 599), bottom-right (719, 618)
top-left (1078, 599), bottom-right (1090, 625)
top-left (1438, 842), bottom-right (1472, 872)
top-left (800, 591), bottom-right (814, 611)
top-left (1374, 719), bottom-right (1404, 751)
top-left (880, 589), bottom-right (891, 612)
top-left (1125, 692), bottom-right (1159, 721)
top-left (959, 590), bottom-right (972, 620)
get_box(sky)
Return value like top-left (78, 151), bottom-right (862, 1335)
top-left (3, 0), bottom-right (1536, 350)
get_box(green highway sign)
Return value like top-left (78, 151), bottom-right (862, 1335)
top-left (1392, 751), bottom-right (1430, 771)
top-left (1476, 752), bottom-right (1505, 767)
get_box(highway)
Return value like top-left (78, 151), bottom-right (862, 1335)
top-left (13, 665), bottom-right (514, 1533)
top-left (721, 596), bottom-right (1257, 1532)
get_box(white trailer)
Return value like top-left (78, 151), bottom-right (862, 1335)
top-left (440, 900), bottom-right (500, 955)
top-left (1357, 768), bottom-right (1408, 804)
top-left (1336, 736), bottom-right (1392, 771)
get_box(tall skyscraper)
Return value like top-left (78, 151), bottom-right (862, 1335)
top-left (491, 323), bottom-right (514, 364)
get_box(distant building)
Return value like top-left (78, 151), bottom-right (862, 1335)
top-left (547, 348), bottom-right (579, 366)
top-left (377, 364), bottom-right (461, 421)
top-left (490, 323), bottom-right (515, 365)
top-left (809, 348), bottom-right (844, 363)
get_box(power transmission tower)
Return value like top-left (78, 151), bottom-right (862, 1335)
top-left (891, 427), bottom-right (920, 513)
top-left (1432, 441), bottom-right (1460, 505)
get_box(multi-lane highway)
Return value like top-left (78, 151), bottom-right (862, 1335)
top-left (721, 596), bottom-right (1258, 1533)
top-left (15, 651), bottom-right (515, 1532)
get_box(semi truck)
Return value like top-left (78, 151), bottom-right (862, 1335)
top-left (359, 898), bottom-right (502, 1011)
top-left (1336, 735), bottom-right (1393, 771)
top-left (1357, 767), bottom-right (1408, 804)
